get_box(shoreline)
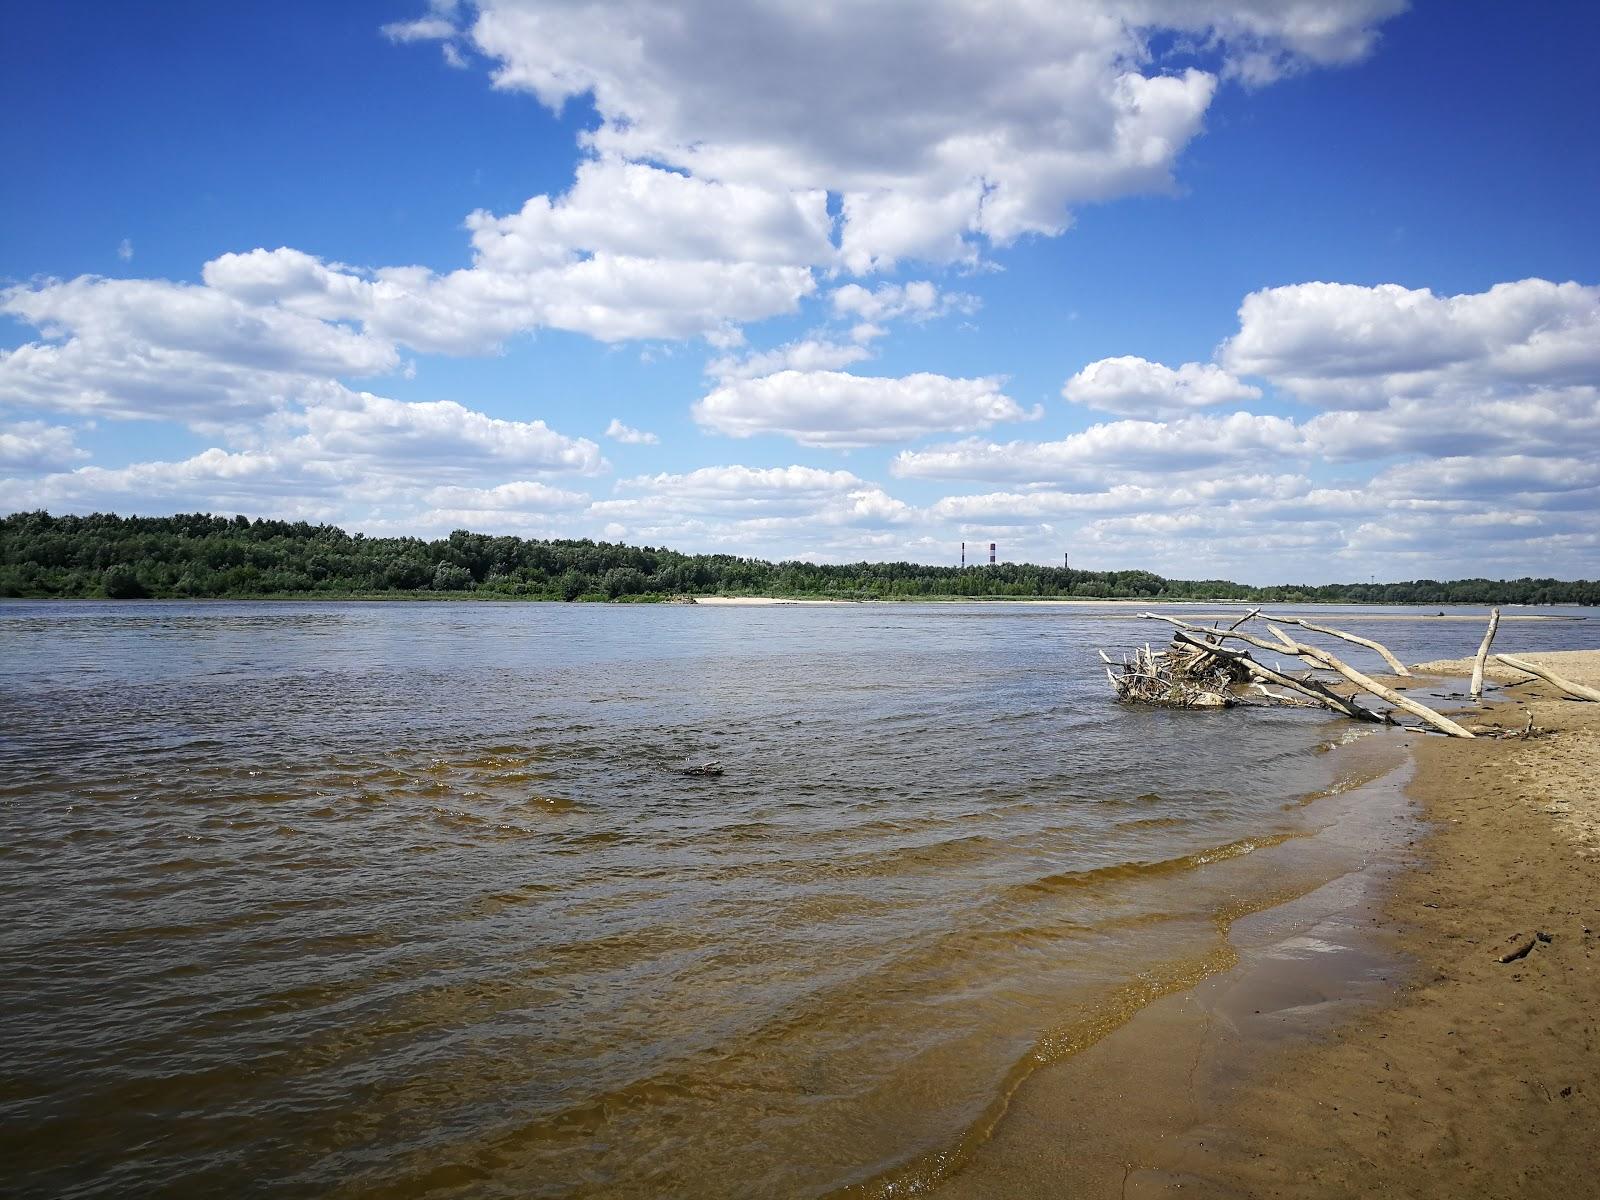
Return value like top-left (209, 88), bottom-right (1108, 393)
top-left (916, 728), bottom-right (1423, 1199)
top-left (923, 654), bottom-right (1600, 1196)
top-left (2, 594), bottom-right (1587, 618)
top-left (1169, 653), bottom-right (1600, 1196)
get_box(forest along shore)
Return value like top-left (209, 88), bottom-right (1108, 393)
top-left (6, 512), bottom-right (1600, 605)
top-left (931, 652), bottom-right (1600, 1198)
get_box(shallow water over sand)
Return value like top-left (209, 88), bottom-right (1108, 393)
top-left (0, 600), bottom-right (1591, 1197)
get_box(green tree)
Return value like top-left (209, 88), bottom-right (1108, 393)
top-left (558, 569), bottom-right (587, 602)
top-left (101, 563), bottom-right (147, 599)
top-left (601, 566), bottom-right (647, 598)
top-left (432, 561), bottom-right (474, 591)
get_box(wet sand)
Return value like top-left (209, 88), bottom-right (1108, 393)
top-left (931, 651), bottom-right (1600, 1198)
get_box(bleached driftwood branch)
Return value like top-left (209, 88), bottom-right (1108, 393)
top-left (1250, 682), bottom-right (1322, 708)
top-left (1262, 623), bottom-right (1476, 738)
top-left (1170, 630), bottom-right (1383, 723)
top-left (1138, 612), bottom-right (1475, 737)
top-left (1142, 614), bottom-right (1384, 721)
top-left (1225, 607), bottom-right (1262, 631)
top-left (1257, 613), bottom-right (1411, 677)
top-left (1494, 654), bottom-right (1600, 703)
top-left (1470, 608), bottom-right (1501, 700)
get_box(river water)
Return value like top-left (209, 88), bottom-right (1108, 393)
top-left (0, 600), bottom-right (1591, 1198)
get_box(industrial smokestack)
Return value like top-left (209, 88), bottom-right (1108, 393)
top-left (961, 541), bottom-right (965, 568)
top-left (989, 542), bottom-right (996, 565)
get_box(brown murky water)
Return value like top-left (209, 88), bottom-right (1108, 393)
top-left (0, 601), bottom-right (1590, 1198)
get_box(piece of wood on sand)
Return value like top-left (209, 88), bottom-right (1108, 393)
top-left (1258, 612), bottom-right (1412, 677)
top-left (1469, 607), bottom-right (1501, 700)
top-left (1494, 653), bottom-right (1600, 703)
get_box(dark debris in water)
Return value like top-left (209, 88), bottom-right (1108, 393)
top-left (680, 761), bottom-right (725, 777)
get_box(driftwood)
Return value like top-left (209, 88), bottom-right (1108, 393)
top-left (1103, 643), bottom-right (1235, 708)
top-left (1139, 611), bottom-right (1296, 660)
top-left (1169, 630), bottom-right (1384, 723)
top-left (1261, 623), bottom-right (1476, 738)
top-left (1496, 933), bottom-right (1538, 964)
top-left (1494, 654), bottom-right (1600, 703)
top-left (1225, 607), bottom-right (1262, 631)
top-left (1258, 613), bottom-right (1411, 677)
top-left (1249, 683), bottom-right (1322, 708)
top-left (1496, 930), bottom-right (1552, 963)
top-left (1470, 608), bottom-right (1501, 700)
top-left (1137, 612), bottom-right (1474, 737)
top-left (1148, 617), bottom-right (1385, 721)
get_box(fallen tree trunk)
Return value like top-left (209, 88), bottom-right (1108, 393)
top-left (1470, 608), bottom-right (1501, 700)
top-left (1142, 612), bottom-right (1345, 670)
top-left (1494, 654), bottom-right (1600, 703)
top-left (1258, 613), bottom-right (1411, 676)
top-left (1264, 624), bottom-right (1476, 738)
top-left (1170, 630), bottom-right (1383, 722)
top-left (1140, 612), bottom-right (1473, 737)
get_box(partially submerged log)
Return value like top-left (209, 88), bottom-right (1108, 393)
top-left (1470, 608), bottom-right (1501, 700)
top-left (1258, 613), bottom-right (1411, 677)
top-left (1494, 654), bottom-right (1600, 703)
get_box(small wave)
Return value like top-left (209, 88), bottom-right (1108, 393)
top-left (1114, 815), bottom-right (1190, 832)
top-left (1010, 832), bottom-right (1298, 897)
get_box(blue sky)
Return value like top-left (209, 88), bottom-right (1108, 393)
top-left (3, 1), bottom-right (1598, 582)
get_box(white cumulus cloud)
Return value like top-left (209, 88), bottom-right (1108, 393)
top-left (693, 370), bottom-right (1036, 448)
top-left (0, 421), bottom-right (90, 473)
top-left (281, 391), bottom-right (607, 475)
top-left (893, 412), bottom-right (1306, 483)
top-left (829, 280), bottom-right (977, 324)
top-left (1063, 355), bottom-right (1261, 416)
top-left (705, 338), bottom-right (874, 382)
top-left (404, 0), bottom-right (1401, 270)
top-left (0, 275), bottom-right (397, 424)
top-left (605, 419), bottom-right (659, 445)
top-left (1220, 278), bottom-right (1600, 408)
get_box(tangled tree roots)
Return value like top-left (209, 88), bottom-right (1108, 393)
top-left (1101, 643), bottom-right (1237, 709)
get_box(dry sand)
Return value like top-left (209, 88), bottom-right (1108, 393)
top-left (929, 651), bottom-right (1600, 1199)
top-left (689, 597), bottom-right (1581, 617)
top-left (691, 596), bottom-right (855, 606)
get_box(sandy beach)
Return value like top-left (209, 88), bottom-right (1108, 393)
top-left (930, 651), bottom-right (1600, 1198)
top-left (689, 595), bottom-right (857, 605)
top-left (1194, 651), bottom-right (1600, 1197)
top-left (690, 596), bottom-right (1580, 618)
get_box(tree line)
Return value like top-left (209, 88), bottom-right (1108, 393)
top-left (1, 510), bottom-right (1596, 605)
